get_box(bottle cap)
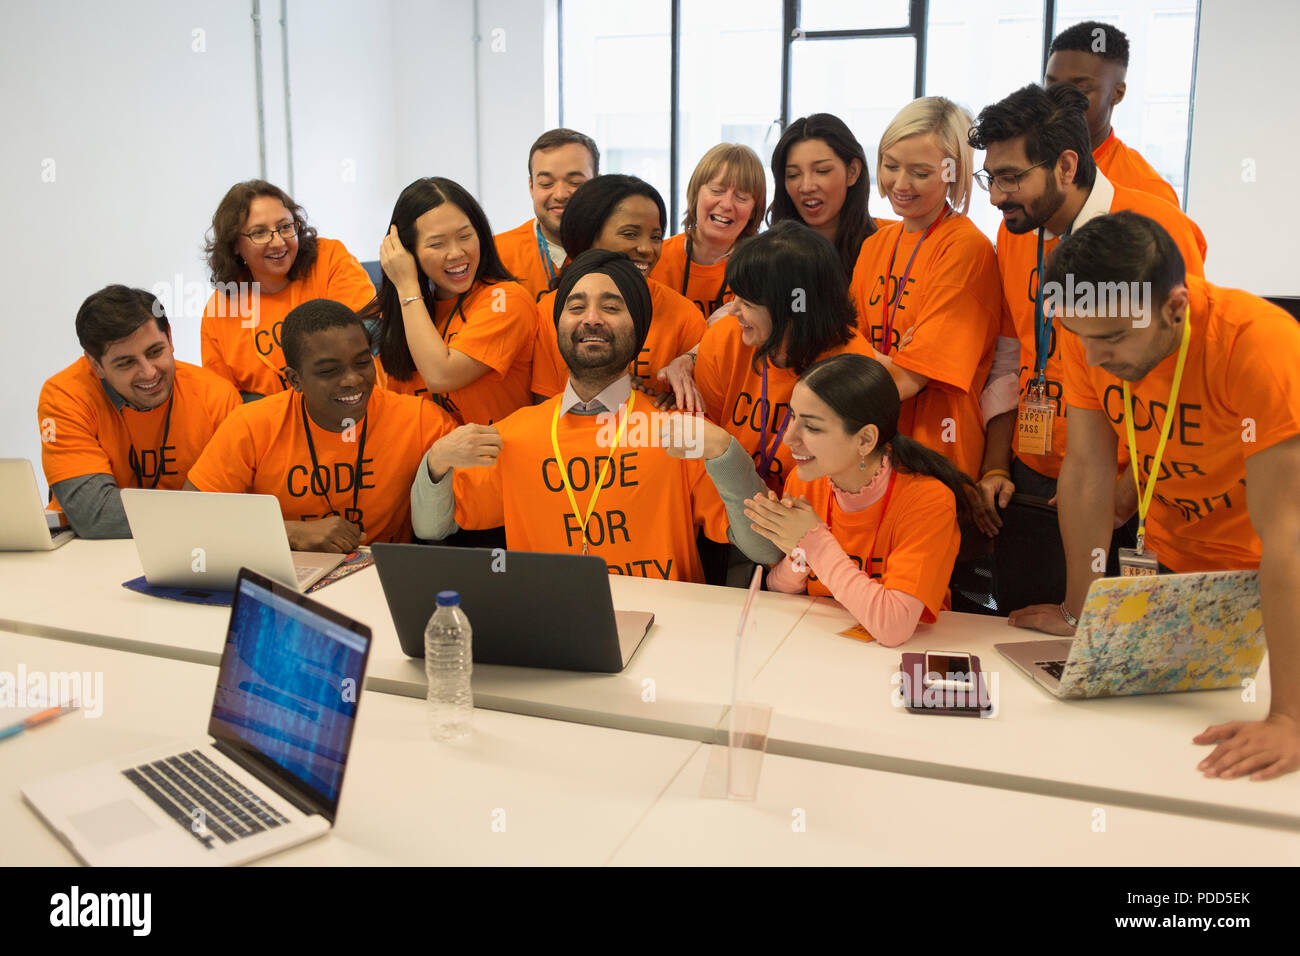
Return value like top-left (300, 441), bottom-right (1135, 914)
top-left (435, 590), bottom-right (460, 607)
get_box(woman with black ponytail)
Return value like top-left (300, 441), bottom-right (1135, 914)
top-left (743, 353), bottom-right (970, 646)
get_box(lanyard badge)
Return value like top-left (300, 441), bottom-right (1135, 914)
top-left (1118, 311), bottom-right (1192, 576)
top-left (1018, 227), bottom-right (1056, 456)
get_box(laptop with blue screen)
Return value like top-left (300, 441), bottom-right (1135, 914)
top-left (22, 567), bottom-right (372, 866)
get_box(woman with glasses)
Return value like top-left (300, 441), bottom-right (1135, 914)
top-left (201, 180), bottom-right (376, 400)
top-left (847, 97), bottom-right (1001, 533)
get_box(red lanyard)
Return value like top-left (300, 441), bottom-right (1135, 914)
top-left (879, 206), bottom-right (949, 355)
top-left (825, 468), bottom-right (896, 579)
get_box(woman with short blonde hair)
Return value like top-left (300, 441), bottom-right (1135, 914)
top-left (876, 96), bottom-right (974, 216)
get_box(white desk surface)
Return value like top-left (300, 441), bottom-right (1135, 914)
top-left (0, 630), bottom-right (698, 866)
top-left (7, 630), bottom-right (1298, 867)
top-left (0, 540), bottom-right (816, 741)
top-left (746, 598), bottom-right (1300, 831)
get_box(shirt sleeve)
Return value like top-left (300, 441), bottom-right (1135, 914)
top-left (37, 379), bottom-right (114, 487)
top-left (410, 455), bottom-right (460, 541)
top-left (323, 240), bottom-right (379, 311)
top-left (186, 411), bottom-right (259, 493)
top-left (450, 285), bottom-right (538, 378)
top-left (702, 436), bottom-right (785, 563)
top-left (1223, 309), bottom-right (1300, 457)
top-left (1059, 326), bottom-right (1102, 411)
top-left (797, 524), bottom-right (926, 646)
top-left (450, 457), bottom-right (506, 531)
top-left (981, 335), bottom-right (1022, 424)
top-left (874, 483), bottom-right (960, 619)
top-left (50, 474), bottom-right (131, 539)
top-left (200, 297), bottom-right (239, 390)
top-left (766, 555), bottom-right (810, 594)
top-left (673, 301), bottom-right (707, 357)
top-left (693, 324), bottom-right (728, 424)
top-left (529, 315), bottom-right (567, 398)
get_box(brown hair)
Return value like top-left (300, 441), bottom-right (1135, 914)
top-left (681, 143), bottom-right (766, 237)
top-left (204, 180), bottom-right (319, 286)
top-left (527, 128), bottom-right (600, 179)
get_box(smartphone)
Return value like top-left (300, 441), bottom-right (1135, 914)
top-left (923, 650), bottom-right (974, 692)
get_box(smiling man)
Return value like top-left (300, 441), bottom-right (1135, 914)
top-left (493, 129), bottom-right (600, 298)
top-left (187, 299), bottom-right (456, 551)
top-left (37, 286), bottom-right (240, 538)
top-left (1011, 211), bottom-right (1300, 781)
top-left (410, 249), bottom-right (767, 583)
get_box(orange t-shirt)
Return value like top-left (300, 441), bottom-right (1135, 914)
top-left (1094, 132), bottom-right (1207, 260)
top-left (996, 180), bottom-right (1206, 479)
top-left (38, 358), bottom-right (240, 497)
top-left (494, 218), bottom-right (562, 300)
top-left (530, 277), bottom-right (706, 398)
top-left (200, 237), bottom-right (376, 397)
top-left (1060, 276), bottom-right (1300, 573)
top-left (187, 387), bottom-right (456, 545)
top-left (448, 395), bottom-right (730, 582)
top-left (784, 469), bottom-right (960, 619)
top-left (694, 319), bottom-right (875, 492)
top-left (378, 279), bottom-right (538, 425)
top-left (648, 232), bottom-right (734, 321)
top-left (848, 213), bottom-right (1000, 479)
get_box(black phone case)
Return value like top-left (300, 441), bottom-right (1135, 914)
top-left (899, 652), bottom-right (993, 717)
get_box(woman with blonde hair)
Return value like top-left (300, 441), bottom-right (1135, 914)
top-left (847, 96), bottom-right (1001, 538)
top-left (650, 143), bottom-right (766, 323)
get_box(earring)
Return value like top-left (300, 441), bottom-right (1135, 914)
top-left (859, 456), bottom-right (867, 471)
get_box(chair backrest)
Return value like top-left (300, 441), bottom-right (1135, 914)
top-left (993, 492), bottom-right (1066, 613)
top-left (360, 259), bottom-right (384, 291)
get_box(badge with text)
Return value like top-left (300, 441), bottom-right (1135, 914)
top-left (1018, 383), bottom-right (1054, 456)
top-left (1117, 545), bottom-right (1159, 576)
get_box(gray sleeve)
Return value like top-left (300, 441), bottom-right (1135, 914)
top-left (409, 451), bottom-right (460, 541)
top-left (50, 474), bottom-right (131, 539)
top-left (704, 437), bottom-right (786, 565)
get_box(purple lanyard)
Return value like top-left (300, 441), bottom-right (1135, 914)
top-left (757, 360), bottom-right (792, 479)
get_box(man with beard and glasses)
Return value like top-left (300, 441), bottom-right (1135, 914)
top-left (1011, 211), bottom-right (1300, 781)
top-left (964, 83), bottom-right (1205, 605)
top-left (410, 249), bottom-right (774, 583)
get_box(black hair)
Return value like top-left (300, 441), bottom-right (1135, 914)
top-left (554, 249), bottom-right (653, 354)
top-left (367, 177), bottom-right (516, 380)
top-left (528, 128), bottom-right (601, 177)
top-left (968, 83), bottom-right (1097, 190)
top-left (556, 175), bottom-right (667, 282)
top-left (1049, 20), bottom-right (1130, 68)
top-left (724, 219), bottom-right (857, 375)
top-left (799, 353), bottom-right (974, 515)
top-left (1043, 210), bottom-right (1186, 319)
top-left (767, 113), bottom-right (877, 280)
top-left (281, 299), bottom-right (367, 371)
top-left (75, 285), bottom-right (169, 360)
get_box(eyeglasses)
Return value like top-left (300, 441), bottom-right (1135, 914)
top-left (973, 160), bottom-right (1053, 194)
top-left (241, 222), bottom-right (299, 244)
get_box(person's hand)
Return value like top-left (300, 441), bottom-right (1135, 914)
top-left (967, 478), bottom-right (1003, 538)
top-left (972, 472), bottom-right (1015, 537)
top-left (896, 324), bottom-right (915, 351)
top-left (1194, 714), bottom-right (1300, 781)
top-left (654, 353), bottom-right (704, 412)
top-left (743, 491), bottom-right (821, 555)
top-left (659, 412), bottom-right (730, 460)
top-left (379, 224), bottom-right (421, 297)
top-left (706, 300), bottom-right (739, 327)
top-left (286, 516), bottom-right (362, 554)
top-left (426, 424), bottom-right (502, 480)
top-left (1007, 603), bottom-right (1077, 636)
top-left (1114, 465), bottom-right (1138, 527)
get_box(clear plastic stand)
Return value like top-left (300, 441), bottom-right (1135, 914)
top-left (702, 567), bottom-right (772, 801)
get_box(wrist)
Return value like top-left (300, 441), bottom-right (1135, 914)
top-left (1059, 603), bottom-right (1078, 627)
top-left (397, 285), bottom-right (423, 303)
top-left (981, 468), bottom-right (1011, 481)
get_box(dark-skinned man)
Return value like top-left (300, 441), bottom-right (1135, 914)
top-left (187, 298), bottom-right (456, 551)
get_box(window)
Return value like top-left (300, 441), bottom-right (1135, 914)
top-left (559, 1), bottom-right (1199, 240)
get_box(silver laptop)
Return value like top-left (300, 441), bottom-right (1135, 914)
top-left (0, 459), bottom-right (74, 550)
top-left (23, 567), bottom-right (372, 866)
top-left (121, 488), bottom-right (345, 591)
top-left (996, 570), bottom-right (1267, 699)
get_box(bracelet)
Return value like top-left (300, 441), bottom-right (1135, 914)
top-left (1059, 603), bottom-right (1079, 627)
top-left (400, 294), bottom-right (421, 306)
top-left (685, 351), bottom-right (698, 365)
top-left (981, 468), bottom-right (1011, 480)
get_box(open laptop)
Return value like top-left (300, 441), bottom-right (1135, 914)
top-left (372, 543), bottom-right (655, 672)
top-left (996, 569), bottom-right (1267, 699)
top-left (23, 567), bottom-right (372, 866)
top-left (0, 459), bottom-right (74, 550)
top-left (121, 488), bottom-right (345, 592)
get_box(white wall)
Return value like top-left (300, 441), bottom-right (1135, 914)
top-left (1185, 0), bottom-right (1297, 297)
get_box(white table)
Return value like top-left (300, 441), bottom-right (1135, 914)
top-left (745, 597), bottom-right (1300, 831)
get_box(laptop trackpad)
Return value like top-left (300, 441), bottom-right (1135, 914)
top-left (70, 799), bottom-right (161, 849)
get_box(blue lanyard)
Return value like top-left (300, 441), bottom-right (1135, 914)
top-left (757, 360), bottom-right (793, 480)
top-left (535, 222), bottom-right (557, 285)
top-left (1031, 223), bottom-right (1072, 385)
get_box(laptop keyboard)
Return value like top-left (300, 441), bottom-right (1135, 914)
top-left (1038, 660), bottom-right (1068, 680)
top-left (122, 750), bottom-right (289, 850)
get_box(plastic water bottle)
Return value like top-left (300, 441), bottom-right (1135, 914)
top-left (424, 590), bottom-right (472, 742)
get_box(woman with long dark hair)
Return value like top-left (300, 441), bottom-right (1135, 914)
top-left (369, 176), bottom-right (538, 426)
top-left (744, 353), bottom-right (970, 646)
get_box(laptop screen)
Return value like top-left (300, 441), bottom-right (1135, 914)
top-left (208, 570), bottom-right (371, 819)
